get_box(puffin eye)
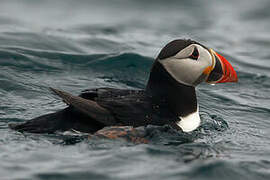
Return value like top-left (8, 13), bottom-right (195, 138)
top-left (189, 47), bottom-right (199, 60)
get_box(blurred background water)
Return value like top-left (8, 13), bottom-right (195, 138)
top-left (0, 0), bottom-right (270, 179)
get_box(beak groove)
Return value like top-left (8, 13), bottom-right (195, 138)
top-left (206, 50), bottom-right (238, 84)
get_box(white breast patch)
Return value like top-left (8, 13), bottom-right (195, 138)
top-left (177, 105), bottom-right (201, 132)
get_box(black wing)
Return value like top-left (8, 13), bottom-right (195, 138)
top-left (50, 88), bottom-right (116, 126)
top-left (9, 88), bottom-right (180, 133)
top-left (80, 88), bottom-right (179, 128)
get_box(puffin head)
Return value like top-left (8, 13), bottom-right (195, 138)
top-left (158, 39), bottom-right (238, 87)
top-left (147, 39), bottom-right (238, 132)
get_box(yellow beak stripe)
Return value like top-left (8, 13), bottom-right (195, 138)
top-left (203, 49), bottom-right (216, 75)
top-left (203, 66), bottom-right (213, 75)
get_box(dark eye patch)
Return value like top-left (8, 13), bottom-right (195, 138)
top-left (189, 47), bottom-right (199, 60)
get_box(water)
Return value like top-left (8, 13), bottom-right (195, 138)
top-left (0, 0), bottom-right (270, 179)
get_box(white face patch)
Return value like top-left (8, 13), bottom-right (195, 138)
top-left (177, 105), bottom-right (200, 132)
top-left (159, 44), bottom-right (214, 87)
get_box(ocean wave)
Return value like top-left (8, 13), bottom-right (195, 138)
top-left (0, 47), bottom-right (152, 69)
top-left (0, 48), bottom-right (153, 89)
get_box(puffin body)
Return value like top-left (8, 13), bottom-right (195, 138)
top-left (9, 39), bottom-right (238, 134)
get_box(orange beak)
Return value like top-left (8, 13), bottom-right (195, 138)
top-left (206, 50), bottom-right (238, 84)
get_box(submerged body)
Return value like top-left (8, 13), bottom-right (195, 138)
top-left (9, 39), bottom-right (238, 135)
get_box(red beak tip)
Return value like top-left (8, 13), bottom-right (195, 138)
top-left (215, 52), bottom-right (238, 84)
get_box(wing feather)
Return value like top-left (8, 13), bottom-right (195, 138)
top-left (50, 88), bottom-right (116, 126)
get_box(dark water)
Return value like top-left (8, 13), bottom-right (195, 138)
top-left (1, 0), bottom-right (270, 179)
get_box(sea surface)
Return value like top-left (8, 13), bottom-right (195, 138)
top-left (0, 0), bottom-right (270, 179)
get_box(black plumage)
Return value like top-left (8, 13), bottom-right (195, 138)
top-left (9, 39), bottom-right (200, 134)
top-left (9, 87), bottom-right (181, 133)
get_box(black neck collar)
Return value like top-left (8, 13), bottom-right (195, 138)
top-left (146, 61), bottom-right (197, 117)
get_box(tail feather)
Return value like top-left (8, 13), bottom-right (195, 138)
top-left (9, 108), bottom-right (69, 133)
top-left (9, 88), bottom-right (116, 134)
top-left (9, 107), bottom-right (105, 133)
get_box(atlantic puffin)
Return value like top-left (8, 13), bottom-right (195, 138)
top-left (9, 39), bottom-right (238, 135)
